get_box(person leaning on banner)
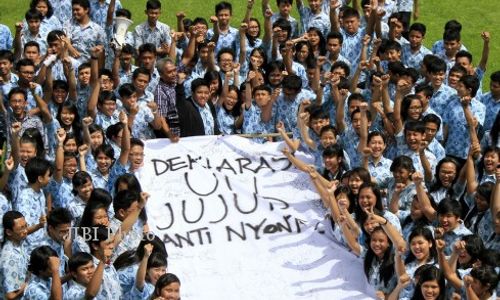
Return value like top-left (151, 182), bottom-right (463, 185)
top-left (177, 78), bottom-right (220, 137)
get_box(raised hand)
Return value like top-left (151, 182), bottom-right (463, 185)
top-left (78, 144), bottom-right (89, 157)
top-left (56, 128), bottom-right (66, 144)
top-left (82, 116), bottom-right (93, 127)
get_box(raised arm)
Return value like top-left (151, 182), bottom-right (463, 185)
top-left (85, 255), bottom-right (105, 298)
top-left (87, 76), bottom-right (101, 119)
top-left (412, 172), bottom-right (436, 221)
top-left (493, 168), bottom-right (500, 217)
top-left (243, 0), bottom-right (254, 24)
top-left (78, 144), bottom-right (88, 173)
top-left (106, 0), bottom-right (116, 26)
top-left (329, 0), bottom-right (341, 33)
top-left (48, 257), bottom-right (63, 300)
top-left (277, 121), bottom-right (300, 152)
top-left (118, 111), bottom-right (131, 166)
top-left (262, 8), bottom-right (273, 45)
top-left (282, 147), bottom-right (310, 173)
top-left (31, 83), bottom-right (52, 123)
top-left (54, 128), bottom-right (66, 183)
top-left (387, 274), bottom-right (411, 300)
top-left (465, 146), bottom-right (480, 195)
top-left (435, 238), bottom-right (463, 289)
top-left (357, 102), bottom-right (369, 154)
top-left (114, 192), bottom-right (149, 247)
top-left (10, 122), bottom-right (21, 168)
top-left (333, 76), bottom-right (346, 133)
top-left (13, 22), bottom-right (23, 61)
top-left (239, 23), bottom-right (248, 66)
top-left (135, 244), bottom-right (153, 291)
top-left (477, 32), bottom-right (490, 71)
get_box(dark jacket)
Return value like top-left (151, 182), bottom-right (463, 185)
top-left (176, 89), bottom-right (220, 137)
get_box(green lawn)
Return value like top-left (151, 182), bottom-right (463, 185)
top-left (1, 0), bottom-right (498, 85)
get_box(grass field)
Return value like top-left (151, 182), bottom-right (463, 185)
top-left (1, 0), bottom-right (498, 85)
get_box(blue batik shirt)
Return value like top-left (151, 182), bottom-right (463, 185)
top-left (441, 220), bottom-right (472, 256)
top-left (480, 92), bottom-right (500, 132)
top-left (429, 83), bottom-right (457, 118)
top-left (117, 263), bottom-right (139, 294)
top-left (14, 187), bottom-right (47, 253)
top-left (207, 27), bottom-right (238, 55)
top-left (0, 24), bottom-right (13, 50)
top-left (217, 106), bottom-right (237, 135)
top-left (123, 102), bottom-right (155, 139)
top-left (273, 89), bottom-right (309, 134)
top-left (89, 0), bottom-right (122, 28)
top-left (193, 101), bottom-right (215, 135)
top-left (64, 20), bottom-right (106, 64)
top-left (92, 256), bottom-right (123, 299)
top-left (443, 97), bottom-right (486, 159)
top-left (298, 6), bottom-right (331, 37)
top-left (242, 103), bottom-right (274, 144)
top-left (95, 110), bottom-right (120, 131)
top-left (23, 274), bottom-right (52, 300)
top-left (0, 240), bottom-right (28, 295)
top-left (402, 43), bottom-right (432, 69)
top-left (0, 194), bottom-right (11, 242)
top-left (368, 156), bottom-right (393, 188)
top-left (21, 30), bottom-right (48, 56)
top-left (271, 13), bottom-right (299, 38)
top-left (51, 0), bottom-right (72, 24)
top-left (340, 27), bottom-right (366, 69)
top-left (47, 177), bottom-right (74, 208)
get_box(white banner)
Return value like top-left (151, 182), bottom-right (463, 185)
top-left (140, 136), bottom-right (375, 300)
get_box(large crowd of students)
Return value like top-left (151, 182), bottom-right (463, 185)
top-left (0, 0), bottom-right (498, 298)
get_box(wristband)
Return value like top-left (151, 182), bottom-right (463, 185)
top-left (382, 218), bottom-right (388, 225)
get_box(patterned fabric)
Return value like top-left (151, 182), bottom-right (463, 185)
top-left (95, 110), bottom-right (120, 131)
top-left (23, 274), bottom-right (52, 300)
top-left (92, 256), bottom-right (123, 299)
top-left (145, 70), bottom-right (160, 95)
top-left (0, 240), bottom-right (28, 295)
top-left (480, 92), bottom-right (500, 132)
top-left (396, 133), bottom-right (438, 178)
top-left (90, 169), bottom-right (109, 190)
top-left (427, 138), bottom-right (446, 162)
top-left (42, 235), bottom-right (68, 277)
top-left (442, 221), bottom-right (472, 256)
top-left (89, 0), bottom-right (123, 28)
top-left (467, 208), bottom-right (493, 244)
top-left (0, 194), bottom-right (11, 243)
top-left (117, 263), bottom-right (139, 294)
top-left (399, 260), bottom-right (437, 299)
top-left (431, 40), bottom-right (467, 58)
top-left (443, 97), bottom-right (486, 159)
top-left (0, 24), bottom-right (13, 50)
top-left (50, 57), bottom-right (81, 82)
top-left (339, 128), bottom-right (361, 168)
top-left (297, 5), bottom-right (331, 37)
top-left (118, 65), bottom-right (138, 86)
top-left (123, 102), bottom-right (155, 140)
top-left (132, 21), bottom-right (171, 49)
top-left (64, 20), bottom-right (106, 64)
top-left (322, 54), bottom-right (351, 74)
top-left (429, 83), bottom-right (457, 118)
top-left (14, 187), bottom-right (47, 253)
top-left (64, 280), bottom-right (86, 299)
top-left (51, 0), bottom-right (73, 25)
top-left (396, 0), bottom-right (415, 12)
top-left (67, 195), bottom-right (87, 225)
top-left (76, 83), bottom-right (92, 118)
top-left (8, 166), bottom-right (28, 205)
top-left (37, 16), bottom-right (63, 38)
top-left (193, 101), bottom-right (215, 135)
top-left (273, 89), bottom-right (309, 135)
top-left (340, 27), bottom-right (366, 69)
top-left (217, 106), bottom-right (237, 135)
top-left (242, 103), bottom-right (274, 143)
top-left (126, 282), bottom-right (154, 300)
top-left (109, 218), bottom-right (143, 261)
top-left (386, 179), bottom-right (417, 212)
top-left (154, 80), bottom-right (180, 137)
top-left (369, 156), bottom-right (394, 188)
top-left (485, 234), bottom-right (500, 251)
top-left (207, 27), bottom-right (238, 55)
top-left (47, 177), bottom-right (74, 208)
top-left (402, 43), bottom-right (432, 70)
top-left (21, 30), bottom-right (48, 56)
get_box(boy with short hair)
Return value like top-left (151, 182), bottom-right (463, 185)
top-left (118, 83), bottom-right (161, 140)
top-left (112, 43), bottom-right (137, 86)
top-left (45, 30), bottom-right (81, 81)
top-left (110, 190), bottom-right (144, 260)
top-left (14, 58), bottom-right (44, 112)
top-left (421, 114), bottom-right (445, 162)
top-left (432, 20), bottom-right (467, 57)
top-left (443, 75), bottom-right (486, 160)
top-left (331, 7), bottom-right (373, 70)
top-left (296, 0), bottom-right (330, 37)
top-left (396, 120), bottom-right (437, 182)
top-left (0, 50), bottom-right (19, 99)
top-left (480, 71), bottom-right (500, 132)
top-left (207, 1), bottom-right (238, 55)
top-left (242, 84), bottom-right (275, 143)
top-left (14, 9), bottom-right (48, 61)
top-left (438, 29), bottom-right (462, 71)
top-left (65, 252), bottom-right (105, 299)
top-left (23, 246), bottom-right (62, 299)
top-left (263, 0), bottom-right (299, 38)
top-left (447, 64), bottom-right (467, 90)
top-left (23, 41), bottom-right (43, 67)
top-left (427, 57), bottom-right (456, 117)
top-left (415, 83), bottom-right (443, 141)
top-left (14, 157), bottom-right (52, 252)
top-left (0, 211), bottom-right (29, 299)
top-left (323, 31), bottom-right (350, 73)
top-left (402, 22), bottom-right (431, 69)
top-left (44, 208), bottom-right (73, 276)
top-left (436, 199), bottom-right (472, 255)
